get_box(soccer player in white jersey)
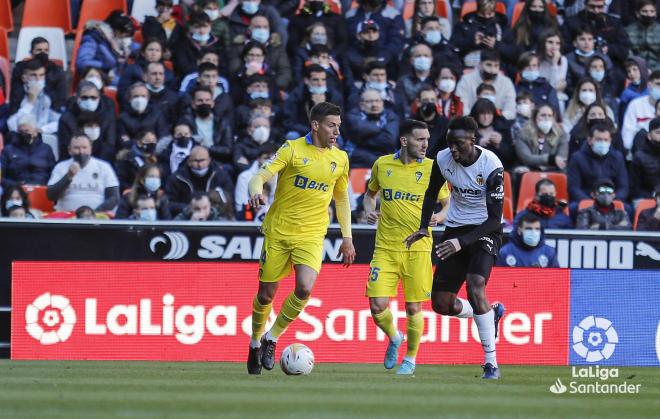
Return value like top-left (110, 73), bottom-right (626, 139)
top-left (405, 116), bottom-right (506, 379)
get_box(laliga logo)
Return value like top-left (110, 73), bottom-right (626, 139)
top-left (150, 231), bottom-right (189, 260)
top-left (25, 293), bottom-right (76, 345)
top-left (572, 316), bottom-right (618, 362)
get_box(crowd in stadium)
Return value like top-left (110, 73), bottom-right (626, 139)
top-left (0, 0), bottom-right (658, 234)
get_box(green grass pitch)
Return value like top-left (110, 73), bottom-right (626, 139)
top-left (0, 361), bottom-right (658, 418)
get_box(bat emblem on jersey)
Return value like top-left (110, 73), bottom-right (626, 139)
top-left (303, 158), bottom-right (309, 165)
top-left (330, 162), bottom-right (337, 173)
top-left (415, 171), bottom-right (422, 182)
top-left (386, 169), bottom-right (392, 177)
top-left (476, 174), bottom-right (485, 186)
top-left (445, 168), bottom-right (454, 176)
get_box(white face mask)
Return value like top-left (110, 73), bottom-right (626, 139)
top-left (84, 126), bottom-right (101, 141)
top-left (251, 28), bottom-right (270, 44)
top-left (27, 79), bottom-right (46, 92)
top-left (120, 37), bottom-right (132, 48)
top-left (438, 78), bottom-right (456, 93)
top-left (413, 56), bottom-right (432, 72)
top-left (79, 98), bottom-right (100, 112)
top-left (131, 96), bottom-right (149, 113)
top-left (86, 76), bottom-right (104, 90)
top-left (537, 119), bottom-right (553, 134)
top-left (481, 94), bottom-right (496, 104)
top-left (579, 91), bottom-right (597, 106)
top-left (204, 8), bottom-right (220, 20)
top-left (252, 126), bottom-right (270, 144)
top-left (139, 208), bottom-right (158, 221)
top-left (516, 103), bottom-right (532, 117)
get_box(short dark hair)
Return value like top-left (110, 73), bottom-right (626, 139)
top-left (75, 206), bottom-right (96, 219)
top-left (105, 10), bottom-right (134, 35)
top-left (245, 73), bottom-right (269, 86)
top-left (309, 44), bottom-right (330, 56)
top-left (650, 69), bottom-right (660, 81)
top-left (447, 116), bottom-right (478, 135)
top-left (400, 119), bottom-right (428, 138)
top-left (636, 0), bottom-right (655, 12)
top-left (188, 11), bottom-right (211, 27)
top-left (420, 16), bottom-right (441, 27)
top-left (517, 51), bottom-right (538, 71)
top-left (136, 129), bottom-right (156, 141)
top-left (469, 98), bottom-right (497, 118)
top-left (136, 193), bottom-right (155, 204)
top-left (309, 102), bottom-right (341, 123)
top-left (476, 83), bottom-right (496, 95)
top-left (304, 64), bottom-right (326, 78)
top-left (416, 84), bottom-right (436, 98)
top-left (519, 212), bottom-right (541, 227)
top-left (191, 85), bottom-right (213, 99)
top-left (588, 121), bottom-right (612, 137)
top-left (198, 62), bottom-right (219, 75)
top-left (241, 42), bottom-right (266, 59)
top-left (30, 37), bottom-right (48, 51)
top-left (480, 49), bottom-right (500, 63)
top-left (573, 25), bottom-right (594, 39)
top-left (363, 60), bottom-right (387, 75)
top-left (535, 178), bottom-right (556, 194)
top-left (77, 111), bottom-right (102, 128)
top-left (516, 90), bottom-right (534, 102)
top-left (22, 58), bottom-right (45, 73)
top-left (191, 191), bottom-right (210, 202)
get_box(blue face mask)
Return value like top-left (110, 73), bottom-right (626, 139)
top-left (413, 56), bottom-right (432, 72)
top-left (366, 81), bottom-right (388, 91)
top-left (249, 90), bottom-right (269, 100)
top-left (651, 86), bottom-right (660, 101)
top-left (139, 208), bottom-right (158, 221)
top-left (575, 49), bottom-right (595, 57)
top-left (308, 85), bottom-right (327, 95)
top-left (423, 30), bottom-right (441, 45)
top-left (521, 70), bottom-right (539, 82)
top-left (144, 176), bottom-right (161, 193)
top-left (251, 28), bottom-right (270, 44)
top-left (242, 1), bottom-right (259, 14)
top-left (192, 32), bottom-right (210, 43)
top-left (590, 70), bottom-right (605, 82)
top-left (522, 229), bottom-right (541, 247)
top-left (591, 141), bottom-right (611, 156)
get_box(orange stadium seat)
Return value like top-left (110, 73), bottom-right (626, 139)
top-left (350, 168), bottom-right (371, 195)
top-left (0, 56), bottom-right (8, 98)
top-left (503, 196), bottom-right (514, 223)
top-left (22, 185), bottom-right (55, 213)
top-left (503, 170), bottom-right (512, 202)
top-left (0, 27), bottom-right (8, 60)
top-left (516, 172), bottom-right (568, 214)
top-left (22, 0), bottom-right (73, 33)
top-left (461, 1), bottom-right (506, 20)
top-left (578, 199), bottom-right (625, 211)
top-left (0, 0), bottom-right (13, 32)
top-left (76, 0), bottom-right (127, 32)
top-left (634, 199), bottom-right (656, 230)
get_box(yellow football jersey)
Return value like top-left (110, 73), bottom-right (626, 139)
top-left (368, 152), bottom-right (450, 252)
top-left (261, 134), bottom-right (349, 238)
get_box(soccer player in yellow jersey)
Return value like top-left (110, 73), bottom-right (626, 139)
top-left (363, 119), bottom-right (450, 375)
top-left (246, 102), bottom-right (356, 375)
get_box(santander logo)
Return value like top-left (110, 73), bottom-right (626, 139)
top-left (25, 293), bottom-right (77, 345)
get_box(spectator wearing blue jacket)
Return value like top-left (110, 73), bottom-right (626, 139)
top-left (75, 12), bottom-right (136, 86)
top-left (567, 122), bottom-right (629, 208)
top-left (514, 178), bottom-right (573, 229)
top-left (497, 212), bottom-right (559, 268)
top-left (515, 52), bottom-right (560, 116)
top-left (345, 89), bottom-right (399, 169)
top-left (619, 57), bottom-right (649, 122)
top-left (345, 0), bottom-right (405, 66)
top-left (0, 114), bottom-right (55, 189)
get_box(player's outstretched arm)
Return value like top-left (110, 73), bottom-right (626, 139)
top-left (247, 168), bottom-right (274, 209)
top-left (334, 188), bottom-right (356, 267)
top-left (405, 162), bottom-right (446, 249)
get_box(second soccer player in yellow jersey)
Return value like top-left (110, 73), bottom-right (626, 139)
top-left (363, 119), bottom-right (450, 375)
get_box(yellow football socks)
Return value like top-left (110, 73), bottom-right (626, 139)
top-left (372, 308), bottom-right (399, 339)
top-left (405, 312), bottom-right (424, 358)
top-left (250, 295), bottom-right (272, 342)
top-left (269, 292), bottom-right (308, 338)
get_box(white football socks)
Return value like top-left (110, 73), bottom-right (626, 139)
top-left (456, 298), bottom-right (474, 318)
top-left (474, 310), bottom-right (497, 367)
top-left (249, 338), bottom-right (260, 348)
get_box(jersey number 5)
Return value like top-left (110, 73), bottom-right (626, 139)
top-left (369, 267), bottom-right (381, 282)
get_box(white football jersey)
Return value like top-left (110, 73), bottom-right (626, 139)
top-left (436, 146), bottom-right (503, 227)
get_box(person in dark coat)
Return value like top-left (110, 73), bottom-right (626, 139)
top-left (497, 212), bottom-right (559, 268)
top-left (0, 114), bottom-right (55, 189)
top-left (575, 178), bottom-right (632, 230)
top-left (143, 61), bottom-right (181, 123)
top-left (343, 19), bottom-right (393, 82)
top-left (170, 12), bottom-right (223, 78)
top-left (567, 122), bottom-right (629, 205)
top-left (116, 163), bottom-right (172, 220)
top-left (636, 185), bottom-right (660, 231)
top-left (345, 0), bottom-right (405, 64)
top-left (345, 88), bottom-right (400, 169)
top-left (226, 0), bottom-right (287, 43)
top-left (10, 36), bottom-right (67, 114)
top-left (515, 51), bottom-right (560, 116)
top-left (630, 117), bottom-right (660, 199)
top-left (164, 145), bottom-right (234, 216)
top-left (347, 60), bottom-right (406, 120)
top-left (115, 129), bottom-right (160, 191)
top-left (286, 0), bottom-right (348, 57)
top-left (400, 17), bottom-right (462, 76)
top-left (118, 82), bottom-right (169, 148)
top-left (469, 98), bottom-right (516, 169)
top-left (141, 0), bottom-right (185, 52)
top-left (232, 115), bottom-right (279, 174)
top-left (177, 62), bottom-right (233, 121)
top-left (410, 85), bottom-right (448, 158)
top-left (57, 81), bottom-right (116, 162)
top-left (282, 64), bottom-right (343, 139)
top-left (513, 178), bottom-right (573, 229)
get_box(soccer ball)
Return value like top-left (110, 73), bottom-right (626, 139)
top-left (279, 343), bottom-right (314, 375)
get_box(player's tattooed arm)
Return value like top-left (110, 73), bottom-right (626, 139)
top-left (457, 167), bottom-right (504, 248)
top-left (405, 162), bottom-right (446, 248)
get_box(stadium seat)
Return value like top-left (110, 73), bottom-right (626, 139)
top-left (350, 168), bottom-right (371, 195)
top-left (503, 196), bottom-right (513, 223)
top-left (0, 0), bottom-right (12, 32)
top-left (460, 1), bottom-right (506, 20)
top-left (0, 56), bottom-right (9, 98)
top-left (43, 211), bottom-right (74, 219)
top-left (130, 0), bottom-right (157, 23)
top-left (634, 199), bottom-right (656, 230)
top-left (578, 199), bottom-right (625, 211)
top-left (16, 27), bottom-right (68, 69)
top-left (503, 171), bottom-right (512, 202)
top-left (22, 185), bottom-right (55, 213)
top-left (516, 172), bottom-right (568, 214)
top-left (22, 0), bottom-right (73, 33)
top-left (76, 0), bottom-right (127, 32)
top-left (0, 27), bottom-right (8, 60)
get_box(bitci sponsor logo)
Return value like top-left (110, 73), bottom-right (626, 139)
top-left (12, 263), bottom-right (569, 364)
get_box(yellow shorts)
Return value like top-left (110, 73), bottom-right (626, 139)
top-left (365, 248), bottom-right (433, 302)
top-left (259, 235), bottom-right (324, 282)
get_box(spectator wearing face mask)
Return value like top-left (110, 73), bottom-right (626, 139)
top-left (576, 178), bottom-right (631, 230)
top-left (406, 0), bottom-right (451, 40)
top-left (344, 20), bottom-right (393, 83)
top-left (287, 0), bottom-right (348, 59)
top-left (10, 37), bottom-right (66, 115)
top-left (234, 143), bottom-right (277, 220)
top-left (348, 60), bottom-right (406, 120)
top-left (469, 98), bottom-right (516, 169)
top-left (156, 120), bottom-right (197, 180)
top-left (199, 0), bottom-right (232, 51)
top-left (127, 194), bottom-right (161, 222)
top-left (619, 57), bottom-right (649, 120)
top-left (402, 17), bottom-right (462, 76)
top-left (511, 0), bottom-right (560, 52)
top-left (636, 185), bottom-right (660, 231)
top-left (432, 64), bottom-right (463, 119)
top-left (171, 12), bottom-right (223, 79)
top-left (625, 0), bottom-right (660, 69)
top-left (118, 82), bottom-right (169, 149)
top-left (345, 0), bottom-right (405, 65)
top-left (142, 61), bottom-right (181, 122)
top-left (227, 0), bottom-right (288, 46)
top-left (0, 185), bottom-right (35, 218)
top-left (229, 15), bottom-right (292, 91)
top-left (567, 123), bottom-right (628, 208)
top-left (622, 70), bottom-right (660, 151)
top-left (568, 102), bottom-right (624, 157)
top-left (565, 26), bottom-right (613, 95)
top-left (515, 52), bottom-right (560, 117)
top-left (116, 163), bottom-right (171, 220)
top-left (513, 104), bottom-right (568, 173)
top-left (410, 85), bottom-right (448, 157)
top-left (283, 64), bottom-right (343, 140)
top-left (142, 0), bottom-right (186, 52)
top-left (304, 44), bottom-right (350, 96)
top-left (179, 62), bottom-right (233, 122)
top-left (0, 114), bottom-right (55, 190)
top-left (233, 97), bottom-right (282, 139)
top-left (115, 129), bottom-right (161, 191)
top-left (233, 115), bottom-right (279, 173)
top-left (630, 117), bottom-right (660, 200)
top-left (584, 55), bottom-right (621, 119)
top-left (47, 134), bottom-right (120, 212)
top-left (7, 58), bottom-right (61, 135)
top-left (396, 43), bottom-right (434, 115)
top-left (75, 11), bottom-right (136, 86)
top-left (497, 213), bottom-right (559, 268)
top-left (512, 91), bottom-right (535, 138)
top-left (164, 145), bottom-right (234, 216)
top-left (345, 88), bottom-right (400, 169)
top-left (514, 179), bottom-right (573, 229)
top-left (230, 46), bottom-right (280, 107)
top-left (563, 77), bottom-right (615, 134)
top-left (174, 191), bottom-right (231, 221)
top-left (58, 81), bottom-right (116, 162)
